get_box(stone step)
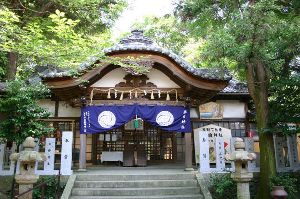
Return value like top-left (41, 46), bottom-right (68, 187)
top-left (74, 179), bottom-right (198, 188)
top-left (71, 187), bottom-right (200, 196)
top-left (70, 194), bottom-right (204, 199)
top-left (76, 174), bottom-right (195, 181)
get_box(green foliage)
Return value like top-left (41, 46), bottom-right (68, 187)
top-left (0, 0), bottom-right (127, 80)
top-left (33, 176), bottom-right (65, 199)
top-left (0, 51), bottom-right (7, 79)
top-left (171, 1), bottom-right (300, 197)
top-left (133, 15), bottom-right (189, 55)
top-left (0, 79), bottom-right (52, 145)
top-left (0, 8), bottom-right (113, 73)
top-left (270, 173), bottom-right (298, 199)
top-left (209, 173), bottom-right (237, 199)
top-left (269, 75), bottom-right (300, 134)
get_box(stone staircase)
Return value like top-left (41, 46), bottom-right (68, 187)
top-left (69, 173), bottom-right (204, 199)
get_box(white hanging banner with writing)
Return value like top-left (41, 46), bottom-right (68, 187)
top-left (60, 131), bottom-right (73, 175)
top-left (36, 138), bottom-right (58, 175)
top-left (198, 133), bottom-right (210, 172)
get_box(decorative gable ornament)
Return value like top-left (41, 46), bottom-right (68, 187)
top-left (121, 59), bottom-right (154, 75)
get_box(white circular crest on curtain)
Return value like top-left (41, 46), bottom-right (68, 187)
top-left (156, 111), bottom-right (174, 126)
top-left (98, 111), bottom-right (116, 128)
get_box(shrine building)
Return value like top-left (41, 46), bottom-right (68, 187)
top-left (35, 30), bottom-right (255, 170)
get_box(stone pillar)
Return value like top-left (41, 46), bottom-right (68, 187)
top-left (18, 184), bottom-right (33, 199)
top-left (184, 132), bottom-right (194, 171)
top-left (78, 134), bottom-right (87, 171)
top-left (237, 182), bottom-right (250, 199)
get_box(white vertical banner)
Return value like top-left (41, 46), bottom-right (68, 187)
top-left (36, 138), bottom-right (58, 175)
top-left (199, 133), bottom-right (210, 172)
top-left (215, 137), bottom-right (225, 171)
top-left (60, 131), bottom-right (73, 175)
top-left (0, 144), bottom-right (5, 174)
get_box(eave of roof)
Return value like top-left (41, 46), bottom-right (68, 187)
top-left (220, 79), bottom-right (248, 94)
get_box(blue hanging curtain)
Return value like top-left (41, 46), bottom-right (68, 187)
top-left (80, 104), bottom-right (191, 134)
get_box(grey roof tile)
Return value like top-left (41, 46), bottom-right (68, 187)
top-left (220, 79), bottom-right (248, 93)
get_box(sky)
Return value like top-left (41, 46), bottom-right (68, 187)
top-left (112, 0), bottom-right (174, 37)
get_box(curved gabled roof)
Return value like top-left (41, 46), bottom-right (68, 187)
top-left (41, 30), bottom-right (234, 102)
top-left (41, 30), bottom-right (231, 81)
top-left (104, 30), bottom-right (231, 81)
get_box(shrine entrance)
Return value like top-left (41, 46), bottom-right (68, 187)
top-left (42, 30), bottom-right (230, 171)
top-left (92, 121), bottom-right (180, 166)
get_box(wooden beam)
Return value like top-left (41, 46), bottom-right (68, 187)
top-left (87, 100), bottom-right (186, 106)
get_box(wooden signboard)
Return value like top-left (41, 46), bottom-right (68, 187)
top-left (194, 124), bottom-right (232, 164)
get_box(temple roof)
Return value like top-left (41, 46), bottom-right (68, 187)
top-left (41, 30), bottom-right (231, 81)
top-left (220, 79), bottom-right (248, 94)
top-left (104, 30), bottom-right (231, 81)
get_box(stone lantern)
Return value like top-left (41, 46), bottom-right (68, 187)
top-left (10, 137), bottom-right (47, 199)
top-left (225, 137), bottom-right (256, 199)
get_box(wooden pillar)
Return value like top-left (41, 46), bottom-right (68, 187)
top-left (185, 132), bottom-right (194, 171)
top-left (78, 134), bottom-right (87, 171)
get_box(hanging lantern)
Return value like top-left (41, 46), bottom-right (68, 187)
top-left (119, 91), bottom-right (124, 101)
top-left (166, 92), bottom-right (170, 101)
top-left (151, 90), bottom-right (154, 100)
top-left (134, 119), bottom-right (139, 128)
top-left (107, 89), bottom-right (111, 99)
top-left (114, 90), bottom-right (118, 98)
top-left (134, 115), bottom-right (139, 129)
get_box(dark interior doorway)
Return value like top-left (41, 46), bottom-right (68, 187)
top-left (92, 121), bottom-right (178, 166)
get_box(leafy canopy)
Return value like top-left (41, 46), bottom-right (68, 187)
top-left (0, 79), bottom-right (52, 145)
top-left (0, 0), bottom-right (127, 80)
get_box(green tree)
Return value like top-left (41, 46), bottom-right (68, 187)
top-left (133, 15), bottom-right (189, 55)
top-left (0, 0), bottom-right (126, 80)
top-left (269, 75), bottom-right (300, 134)
top-left (0, 79), bottom-right (52, 145)
top-left (0, 79), bottom-right (53, 199)
top-left (174, 0), bottom-right (300, 198)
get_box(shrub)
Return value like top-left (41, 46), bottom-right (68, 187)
top-left (270, 173), bottom-right (298, 199)
top-left (33, 176), bottom-right (64, 199)
top-left (209, 173), bottom-right (237, 199)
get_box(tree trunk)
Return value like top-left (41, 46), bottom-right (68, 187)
top-left (6, 52), bottom-right (17, 80)
top-left (246, 59), bottom-right (276, 199)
